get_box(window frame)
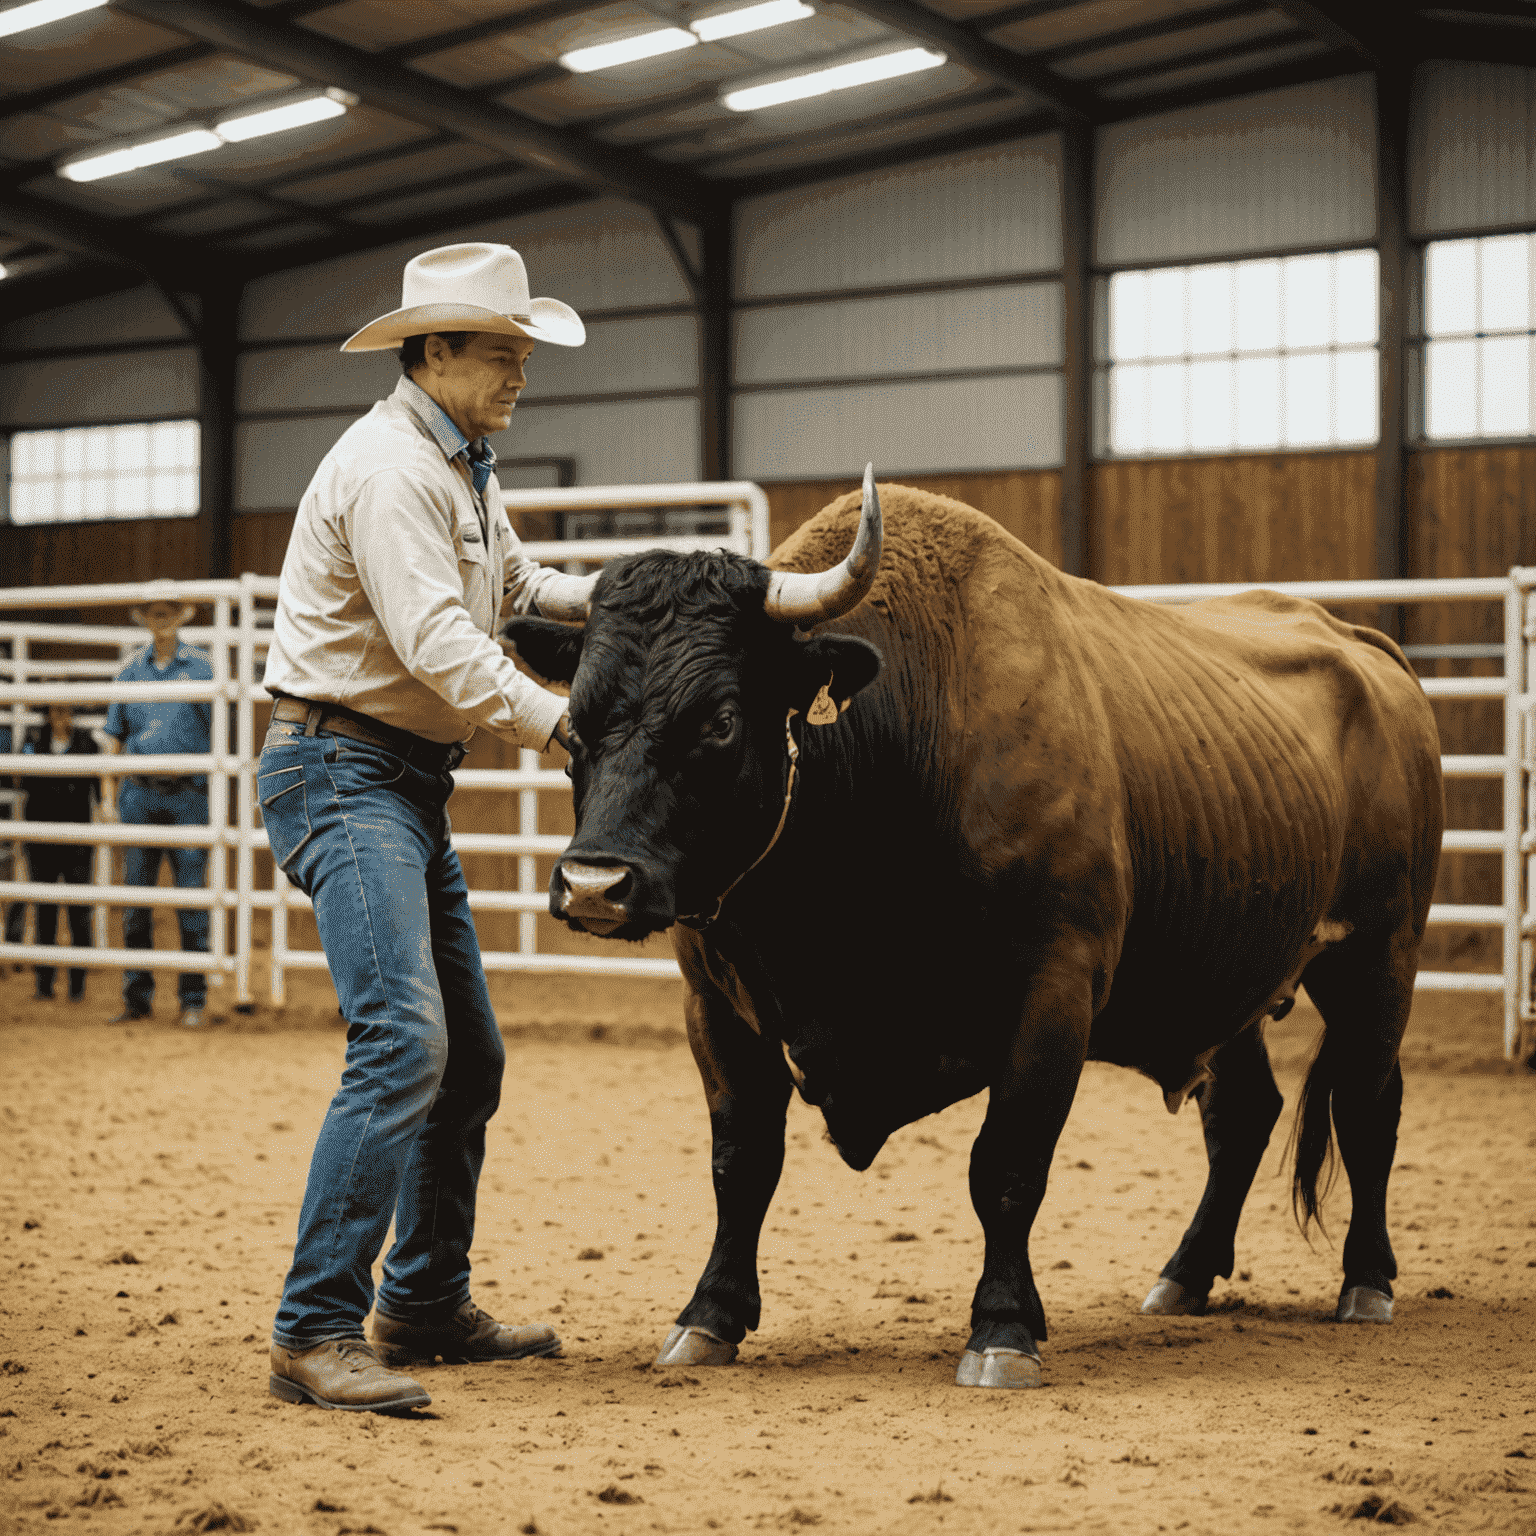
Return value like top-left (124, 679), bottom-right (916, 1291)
top-left (5, 418), bottom-right (202, 528)
top-left (1092, 242), bottom-right (1384, 462)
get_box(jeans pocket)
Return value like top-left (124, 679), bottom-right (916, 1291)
top-left (257, 765), bottom-right (312, 874)
top-left (331, 739), bottom-right (408, 797)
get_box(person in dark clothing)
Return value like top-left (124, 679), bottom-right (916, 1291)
top-left (19, 704), bottom-right (101, 1001)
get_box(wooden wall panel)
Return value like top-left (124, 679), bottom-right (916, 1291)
top-left (762, 468), bottom-right (1063, 564)
top-left (1405, 445), bottom-right (1536, 971)
top-left (230, 510), bottom-right (297, 577)
top-left (1089, 449), bottom-right (1377, 585)
top-left (0, 517), bottom-right (203, 589)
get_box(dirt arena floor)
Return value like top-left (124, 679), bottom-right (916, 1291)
top-left (1, 963), bottom-right (1533, 1536)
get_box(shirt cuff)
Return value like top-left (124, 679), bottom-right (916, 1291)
top-left (519, 686), bottom-right (569, 754)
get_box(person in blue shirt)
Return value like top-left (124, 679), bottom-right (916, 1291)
top-left (101, 591), bottom-right (215, 1028)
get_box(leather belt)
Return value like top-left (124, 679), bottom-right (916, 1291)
top-left (270, 697), bottom-right (465, 775)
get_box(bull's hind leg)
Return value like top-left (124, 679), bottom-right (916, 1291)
top-left (1296, 935), bottom-right (1414, 1324)
top-left (1142, 1026), bottom-right (1283, 1316)
top-left (657, 985), bottom-right (793, 1367)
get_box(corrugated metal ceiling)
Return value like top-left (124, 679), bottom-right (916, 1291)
top-left (0, 0), bottom-right (1529, 312)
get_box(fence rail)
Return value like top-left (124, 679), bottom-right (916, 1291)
top-left (1, 547), bottom-right (1532, 1059)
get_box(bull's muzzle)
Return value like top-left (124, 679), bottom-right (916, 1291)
top-left (554, 860), bottom-right (634, 936)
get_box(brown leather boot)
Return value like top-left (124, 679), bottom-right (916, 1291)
top-left (371, 1299), bottom-right (561, 1366)
top-left (269, 1337), bottom-right (431, 1412)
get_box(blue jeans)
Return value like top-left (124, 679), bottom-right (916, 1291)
top-left (119, 778), bottom-right (210, 1013)
top-left (257, 722), bottom-right (505, 1348)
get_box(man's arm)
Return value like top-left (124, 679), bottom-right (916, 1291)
top-left (99, 735), bottom-right (121, 822)
top-left (348, 469), bottom-right (568, 751)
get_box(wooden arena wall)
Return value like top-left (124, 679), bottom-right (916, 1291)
top-left (5, 446), bottom-right (1532, 978)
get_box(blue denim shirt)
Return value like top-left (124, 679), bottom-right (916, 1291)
top-left (398, 377), bottom-right (497, 499)
top-left (105, 641), bottom-right (214, 786)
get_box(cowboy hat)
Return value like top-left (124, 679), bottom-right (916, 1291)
top-left (341, 242), bottom-right (585, 352)
top-left (130, 580), bottom-right (197, 627)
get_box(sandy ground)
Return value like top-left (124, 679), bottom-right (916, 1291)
top-left (1, 967), bottom-right (1533, 1536)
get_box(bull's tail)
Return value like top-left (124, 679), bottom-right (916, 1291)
top-left (1287, 1028), bottom-right (1339, 1236)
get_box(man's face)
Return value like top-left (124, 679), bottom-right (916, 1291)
top-left (47, 705), bottom-right (72, 736)
top-left (420, 331), bottom-right (536, 440)
top-left (139, 601), bottom-right (183, 643)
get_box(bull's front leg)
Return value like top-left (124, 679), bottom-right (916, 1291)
top-left (656, 984), bottom-right (792, 1367)
top-left (962, 953), bottom-right (1093, 1390)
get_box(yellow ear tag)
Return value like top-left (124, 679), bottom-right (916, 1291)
top-left (806, 677), bottom-right (839, 727)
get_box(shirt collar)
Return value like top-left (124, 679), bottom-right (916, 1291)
top-left (397, 376), bottom-right (497, 497)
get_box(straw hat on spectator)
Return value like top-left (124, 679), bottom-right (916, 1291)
top-left (130, 579), bottom-right (197, 628)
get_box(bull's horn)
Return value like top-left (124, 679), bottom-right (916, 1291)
top-left (534, 571), bottom-right (600, 622)
top-left (763, 463), bottom-right (883, 626)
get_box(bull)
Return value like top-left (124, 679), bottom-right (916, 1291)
top-left (508, 469), bottom-right (1443, 1390)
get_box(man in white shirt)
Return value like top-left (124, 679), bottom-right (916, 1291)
top-left (261, 243), bottom-right (600, 1414)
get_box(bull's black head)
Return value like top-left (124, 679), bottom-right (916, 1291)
top-left (506, 473), bottom-right (885, 939)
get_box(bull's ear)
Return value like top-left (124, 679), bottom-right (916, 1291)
top-left (792, 634), bottom-right (882, 715)
top-left (504, 616), bottom-right (584, 685)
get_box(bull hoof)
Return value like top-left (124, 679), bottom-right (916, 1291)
top-left (955, 1348), bottom-right (1042, 1390)
top-left (655, 1324), bottom-right (738, 1367)
top-left (1140, 1278), bottom-right (1207, 1316)
top-left (1336, 1286), bottom-right (1393, 1324)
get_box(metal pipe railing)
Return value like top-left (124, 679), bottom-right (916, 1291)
top-left (1, 553), bottom-right (1530, 1057)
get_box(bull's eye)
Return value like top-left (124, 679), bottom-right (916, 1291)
top-left (703, 706), bottom-right (738, 745)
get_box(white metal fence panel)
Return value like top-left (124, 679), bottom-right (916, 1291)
top-left (2, 556), bottom-right (1528, 1058)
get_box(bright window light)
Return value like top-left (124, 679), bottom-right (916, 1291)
top-left (692, 0), bottom-right (814, 41)
top-left (217, 94), bottom-right (347, 142)
top-left (1423, 232), bottom-right (1536, 441)
top-left (561, 27), bottom-right (697, 72)
top-left (722, 46), bottom-right (945, 111)
top-left (0, 0), bottom-right (107, 39)
top-left (1104, 249), bottom-right (1379, 455)
top-left (8, 422), bottom-right (199, 526)
top-left (59, 128), bottom-right (222, 183)
top-left (0, 264), bottom-right (8, 281)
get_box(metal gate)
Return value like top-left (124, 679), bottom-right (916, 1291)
top-left (1, 539), bottom-right (1530, 1060)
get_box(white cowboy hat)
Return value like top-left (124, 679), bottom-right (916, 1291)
top-left (130, 580), bottom-right (197, 627)
top-left (341, 242), bottom-right (585, 352)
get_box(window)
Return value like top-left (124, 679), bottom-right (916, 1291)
top-left (1104, 250), bottom-right (1379, 456)
top-left (1422, 233), bottom-right (1536, 440)
top-left (7, 421), bottom-right (199, 525)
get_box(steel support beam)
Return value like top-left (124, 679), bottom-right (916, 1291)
top-left (1265, 1), bottom-right (1404, 68)
top-left (1059, 121), bottom-right (1092, 579)
top-left (197, 280), bottom-right (241, 580)
top-left (833, 0), bottom-right (1098, 121)
top-left (0, 188), bottom-right (199, 283)
top-left (700, 215), bottom-right (733, 483)
top-left (112, 0), bottom-right (715, 218)
top-left (1375, 68), bottom-right (1410, 589)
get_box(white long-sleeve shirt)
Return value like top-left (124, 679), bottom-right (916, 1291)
top-left (264, 376), bottom-right (569, 751)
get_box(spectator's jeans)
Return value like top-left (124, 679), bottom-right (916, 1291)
top-left (118, 779), bottom-right (209, 1013)
top-left (26, 843), bottom-right (93, 997)
top-left (257, 722), bottom-right (504, 1348)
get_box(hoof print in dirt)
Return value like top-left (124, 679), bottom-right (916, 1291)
top-left (1331, 1494), bottom-right (1417, 1523)
top-left (176, 1503), bottom-right (256, 1532)
top-left (596, 1483), bottom-right (643, 1504)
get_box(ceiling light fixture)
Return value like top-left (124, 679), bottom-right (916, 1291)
top-left (217, 92), bottom-right (349, 141)
top-left (722, 45), bottom-right (945, 110)
top-left (691, 0), bottom-right (814, 42)
top-left (58, 91), bottom-right (354, 183)
top-left (560, 27), bottom-right (697, 72)
top-left (60, 128), bottom-right (223, 183)
top-left (0, 0), bottom-right (108, 39)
